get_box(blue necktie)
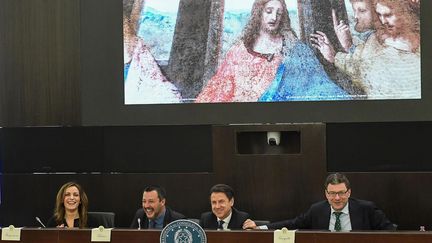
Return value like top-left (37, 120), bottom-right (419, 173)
top-left (149, 220), bottom-right (156, 229)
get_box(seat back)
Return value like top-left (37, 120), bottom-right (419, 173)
top-left (87, 211), bottom-right (115, 228)
top-left (254, 220), bottom-right (270, 226)
top-left (187, 218), bottom-right (200, 225)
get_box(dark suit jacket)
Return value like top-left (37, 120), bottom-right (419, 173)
top-left (267, 198), bottom-right (395, 230)
top-left (47, 214), bottom-right (98, 228)
top-left (130, 207), bottom-right (185, 229)
top-left (200, 207), bottom-right (250, 230)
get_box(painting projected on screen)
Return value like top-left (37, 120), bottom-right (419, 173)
top-left (123, 0), bottom-right (421, 104)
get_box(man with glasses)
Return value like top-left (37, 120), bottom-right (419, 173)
top-left (243, 173), bottom-right (395, 231)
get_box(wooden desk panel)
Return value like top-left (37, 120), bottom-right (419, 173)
top-left (110, 229), bottom-right (159, 243)
top-left (206, 230), bottom-right (272, 242)
top-left (0, 228), bottom-right (58, 243)
top-left (297, 231), bottom-right (432, 243)
top-left (58, 229), bottom-right (90, 243)
top-left (1, 228), bottom-right (432, 243)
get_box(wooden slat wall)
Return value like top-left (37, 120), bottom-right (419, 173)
top-left (0, 124), bottom-right (432, 229)
top-left (0, 0), bottom-right (80, 126)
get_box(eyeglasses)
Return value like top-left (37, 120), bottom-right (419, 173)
top-left (326, 190), bottom-right (349, 198)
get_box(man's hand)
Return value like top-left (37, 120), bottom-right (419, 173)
top-left (310, 31), bottom-right (336, 63)
top-left (332, 9), bottom-right (352, 52)
top-left (243, 219), bottom-right (258, 230)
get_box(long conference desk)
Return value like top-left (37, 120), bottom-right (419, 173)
top-left (1, 228), bottom-right (431, 243)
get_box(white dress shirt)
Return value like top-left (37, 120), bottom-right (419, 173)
top-left (329, 202), bottom-right (352, 231)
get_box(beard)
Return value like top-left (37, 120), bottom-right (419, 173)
top-left (381, 24), bottom-right (401, 38)
top-left (262, 24), bottom-right (281, 36)
top-left (355, 21), bottom-right (372, 33)
top-left (267, 28), bottom-right (280, 36)
top-left (376, 23), bottom-right (406, 43)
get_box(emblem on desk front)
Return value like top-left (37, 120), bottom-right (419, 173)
top-left (160, 219), bottom-right (207, 243)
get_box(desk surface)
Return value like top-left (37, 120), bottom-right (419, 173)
top-left (1, 228), bottom-right (431, 243)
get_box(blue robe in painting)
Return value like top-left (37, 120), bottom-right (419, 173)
top-left (259, 42), bottom-right (351, 101)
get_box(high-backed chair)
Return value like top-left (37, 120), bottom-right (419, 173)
top-left (254, 220), bottom-right (270, 226)
top-left (87, 212), bottom-right (115, 228)
top-left (187, 218), bottom-right (201, 225)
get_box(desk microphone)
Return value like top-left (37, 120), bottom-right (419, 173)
top-left (35, 217), bottom-right (46, 228)
top-left (137, 218), bottom-right (141, 230)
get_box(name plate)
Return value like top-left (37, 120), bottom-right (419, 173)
top-left (1, 225), bottom-right (22, 241)
top-left (91, 226), bottom-right (112, 242)
top-left (274, 227), bottom-right (295, 243)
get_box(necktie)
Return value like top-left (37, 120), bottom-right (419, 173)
top-left (217, 220), bottom-right (224, 230)
top-left (334, 212), bottom-right (342, 231)
top-left (149, 220), bottom-right (156, 229)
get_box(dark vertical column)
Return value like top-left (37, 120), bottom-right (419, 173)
top-left (212, 124), bottom-right (328, 221)
top-left (167, 0), bottom-right (217, 100)
top-left (331, 0), bottom-right (349, 27)
top-left (298, 0), bottom-right (351, 91)
top-left (202, 0), bottom-right (225, 86)
top-left (298, 0), bottom-right (348, 51)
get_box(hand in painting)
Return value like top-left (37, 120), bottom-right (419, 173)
top-left (332, 9), bottom-right (352, 52)
top-left (310, 31), bottom-right (336, 63)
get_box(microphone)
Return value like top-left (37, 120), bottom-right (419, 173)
top-left (137, 218), bottom-right (141, 230)
top-left (35, 217), bottom-right (46, 228)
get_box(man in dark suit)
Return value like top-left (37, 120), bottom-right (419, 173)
top-left (243, 173), bottom-right (395, 231)
top-left (200, 184), bottom-right (250, 230)
top-left (130, 185), bottom-right (185, 229)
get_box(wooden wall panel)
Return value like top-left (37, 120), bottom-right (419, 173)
top-left (212, 124), bottom-right (328, 221)
top-left (0, 0), bottom-right (80, 126)
top-left (0, 0), bottom-right (431, 232)
top-left (1, 124), bottom-right (432, 230)
top-left (0, 173), bottom-right (213, 228)
top-left (210, 124), bottom-right (432, 230)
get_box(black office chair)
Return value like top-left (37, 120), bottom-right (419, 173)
top-left (187, 218), bottom-right (200, 225)
top-left (87, 212), bottom-right (115, 228)
top-left (254, 220), bottom-right (270, 226)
